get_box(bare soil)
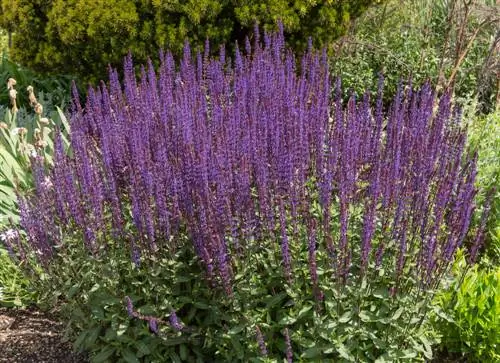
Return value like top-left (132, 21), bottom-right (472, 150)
top-left (0, 307), bottom-right (88, 363)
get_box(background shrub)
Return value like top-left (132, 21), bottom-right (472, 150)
top-left (0, 0), bottom-right (381, 83)
top-left (466, 110), bottom-right (499, 267)
top-left (331, 0), bottom-right (499, 113)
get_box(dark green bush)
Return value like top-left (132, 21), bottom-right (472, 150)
top-left (0, 0), bottom-right (381, 83)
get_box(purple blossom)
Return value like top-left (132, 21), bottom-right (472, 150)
top-left (168, 311), bottom-right (184, 331)
top-left (148, 318), bottom-right (159, 334)
top-left (125, 296), bottom-right (135, 318)
top-left (255, 325), bottom-right (268, 356)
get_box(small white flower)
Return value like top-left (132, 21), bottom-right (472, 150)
top-left (41, 176), bottom-right (53, 189)
top-left (8, 89), bottom-right (17, 99)
top-left (11, 128), bottom-right (19, 135)
top-left (0, 229), bottom-right (19, 242)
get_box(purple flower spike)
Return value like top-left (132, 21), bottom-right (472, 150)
top-left (169, 311), bottom-right (184, 331)
top-left (148, 318), bottom-right (159, 334)
top-left (284, 327), bottom-right (293, 363)
top-left (255, 325), bottom-right (268, 356)
top-left (125, 296), bottom-right (135, 318)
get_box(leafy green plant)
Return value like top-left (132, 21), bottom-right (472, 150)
top-left (0, 80), bottom-right (71, 225)
top-left (433, 251), bottom-right (500, 362)
top-left (0, 79), bottom-right (70, 308)
top-left (466, 110), bottom-right (500, 267)
top-left (0, 239), bottom-right (36, 307)
top-left (0, 53), bottom-right (72, 110)
top-left (331, 0), bottom-right (499, 112)
top-left (36, 223), bottom-right (443, 363)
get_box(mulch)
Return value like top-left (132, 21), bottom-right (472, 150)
top-left (0, 307), bottom-right (88, 363)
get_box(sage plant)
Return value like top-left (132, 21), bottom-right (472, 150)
top-left (17, 26), bottom-right (487, 312)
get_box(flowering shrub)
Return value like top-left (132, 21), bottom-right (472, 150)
top-left (14, 28), bottom-right (491, 361)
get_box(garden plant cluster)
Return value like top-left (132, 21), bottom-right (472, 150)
top-left (0, 1), bottom-right (499, 362)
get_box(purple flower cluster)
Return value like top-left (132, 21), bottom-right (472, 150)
top-left (19, 26), bottom-right (485, 296)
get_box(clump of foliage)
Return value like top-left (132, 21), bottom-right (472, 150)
top-left (433, 251), bottom-right (500, 362)
top-left (466, 110), bottom-right (500, 266)
top-left (0, 0), bottom-right (381, 83)
top-left (0, 78), bottom-right (70, 224)
top-left (13, 28), bottom-right (491, 361)
top-left (0, 79), bottom-right (70, 307)
top-left (0, 234), bottom-right (36, 307)
top-left (0, 53), bottom-right (72, 109)
top-left (331, 0), bottom-right (499, 113)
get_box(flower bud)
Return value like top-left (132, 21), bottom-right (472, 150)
top-left (7, 78), bottom-right (16, 89)
top-left (34, 103), bottom-right (43, 115)
top-left (8, 89), bottom-right (17, 99)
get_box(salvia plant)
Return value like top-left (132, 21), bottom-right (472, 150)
top-left (9, 26), bottom-right (492, 362)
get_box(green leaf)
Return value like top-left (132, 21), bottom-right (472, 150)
top-left (228, 324), bottom-right (245, 335)
top-left (297, 305), bottom-right (312, 320)
top-left (121, 348), bottom-right (139, 363)
top-left (302, 346), bottom-right (323, 359)
top-left (231, 336), bottom-right (244, 358)
top-left (169, 352), bottom-right (182, 363)
top-left (265, 292), bottom-right (287, 309)
top-left (56, 106), bottom-right (71, 133)
top-left (85, 326), bottom-right (101, 347)
top-left (66, 283), bottom-right (80, 299)
top-left (92, 346), bottom-right (115, 363)
top-left (180, 344), bottom-right (188, 361)
top-left (360, 310), bottom-right (376, 322)
top-left (419, 336), bottom-right (433, 360)
top-left (135, 340), bottom-right (151, 355)
top-left (372, 288), bottom-right (389, 299)
top-left (337, 342), bottom-right (355, 361)
top-left (279, 314), bottom-right (297, 325)
top-left (391, 307), bottom-right (404, 321)
top-left (73, 331), bottom-right (87, 351)
top-left (339, 311), bottom-right (352, 323)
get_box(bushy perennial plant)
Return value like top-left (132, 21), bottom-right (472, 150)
top-left (11, 27), bottom-right (491, 360)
